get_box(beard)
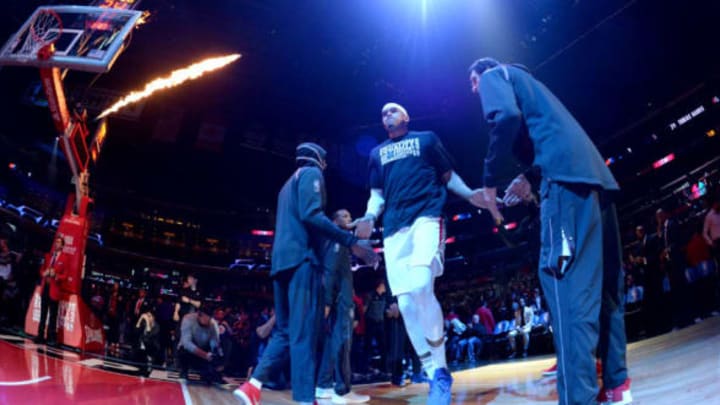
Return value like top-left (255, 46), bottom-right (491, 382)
top-left (385, 118), bottom-right (403, 131)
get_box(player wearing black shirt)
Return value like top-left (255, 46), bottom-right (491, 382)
top-left (355, 103), bottom-right (483, 405)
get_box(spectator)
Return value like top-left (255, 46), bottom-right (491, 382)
top-left (624, 275), bottom-right (644, 309)
top-left (106, 281), bottom-right (123, 356)
top-left (214, 307), bottom-right (233, 374)
top-left (384, 295), bottom-right (406, 387)
top-left (89, 284), bottom-right (105, 317)
top-left (134, 301), bottom-right (161, 372)
top-left (1, 272), bottom-right (20, 327)
top-left (685, 224), bottom-right (718, 320)
top-left (15, 247), bottom-right (41, 324)
top-left (507, 298), bottom-right (533, 359)
top-left (364, 280), bottom-right (388, 373)
top-left (657, 208), bottom-right (687, 327)
top-left (351, 289), bottom-right (368, 376)
top-left (475, 300), bottom-right (496, 336)
top-left (174, 274), bottom-right (202, 360)
top-left (133, 288), bottom-right (149, 320)
top-left (0, 238), bottom-right (18, 284)
top-left (0, 237), bottom-right (21, 326)
top-left (633, 224), bottom-right (663, 335)
top-left (531, 288), bottom-right (545, 316)
top-left (462, 314), bottom-right (486, 362)
top-left (703, 200), bottom-right (720, 261)
top-left (253, 307), bottom-right (275, 367)
top-left (232, 307), bottom-right (253, 370)
top-left (35, 236), bottom-right (67, 345)
top-left (175, 274), bottom-right (202, 322)
top-left (155, 295), bottom-right (175, 366)
top-left (449, 316), bottom-right (479, 365)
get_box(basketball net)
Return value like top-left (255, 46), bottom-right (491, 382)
top-left (21, 9), bottom-right (62, 59)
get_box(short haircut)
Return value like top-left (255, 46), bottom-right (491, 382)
top-left (198, 302), bottom-right (213, 316)
top-left (468, 57), bottom-right (501, 75)
top-left (332, 209), bottom-right (348, 221)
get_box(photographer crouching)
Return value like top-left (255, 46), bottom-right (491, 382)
top-left (177, 303), bottom-right (225, 385)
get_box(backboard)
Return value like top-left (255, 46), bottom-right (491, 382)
top-left (0, 5), bottom-right (142, 73)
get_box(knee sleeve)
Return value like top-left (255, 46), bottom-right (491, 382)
top-left (397, 293), bottom-right (415, 318)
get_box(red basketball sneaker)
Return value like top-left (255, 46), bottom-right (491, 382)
top-left (597, 378), bottom-right (632, 405)
top-left (542, 363), bottom-right (557, 376)
top-left (233, 382), bottom-right (261, 405)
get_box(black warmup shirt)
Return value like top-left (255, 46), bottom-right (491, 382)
top-left (368, 130), bottom-right (453, 237)
top-left (178, 287), bottom-right (202, 319)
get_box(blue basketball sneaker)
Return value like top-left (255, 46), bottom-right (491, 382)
top-left (427, 368), bottom-right (453, 405)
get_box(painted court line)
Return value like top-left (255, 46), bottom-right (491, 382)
top-left (0, 376), bottom-right (52, 386)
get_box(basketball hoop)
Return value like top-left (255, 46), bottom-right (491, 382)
top-left (24, 9), bottom-right (63, 60)
top-left (1, 6), bottom-right (142, 72)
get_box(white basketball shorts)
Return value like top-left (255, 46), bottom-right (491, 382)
top-left (383, 216), bottom-right (445, 296)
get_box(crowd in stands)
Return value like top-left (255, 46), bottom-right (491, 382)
top-left (0, 184), bottom-right (719, 386)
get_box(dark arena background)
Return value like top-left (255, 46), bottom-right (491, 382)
top-left (0, 1), bottom-right (719, 404)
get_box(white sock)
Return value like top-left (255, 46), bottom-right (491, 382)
top-left (419, 351), bottom-right (438, 378)
top-left (249, 378), bottom-right (262, 389)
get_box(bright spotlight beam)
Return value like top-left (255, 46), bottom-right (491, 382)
top-left (97, 53), bottom-right (242, 119)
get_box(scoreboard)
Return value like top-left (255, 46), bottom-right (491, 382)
top-left (92, 0), bottom-right (142, 10)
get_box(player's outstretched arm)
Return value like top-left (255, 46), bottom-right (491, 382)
top-left (354, 188), bottom-right (384, 239)
top-left (444, 170), bottom-right (475, 201)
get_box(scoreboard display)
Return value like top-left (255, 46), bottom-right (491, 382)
top-left (93, 0), bottom-right (141, 10)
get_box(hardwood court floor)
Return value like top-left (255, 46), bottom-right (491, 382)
top-left (187, 316), bottom-right (720, 404)
top-left (1, 316), bottom-right (719, 404)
